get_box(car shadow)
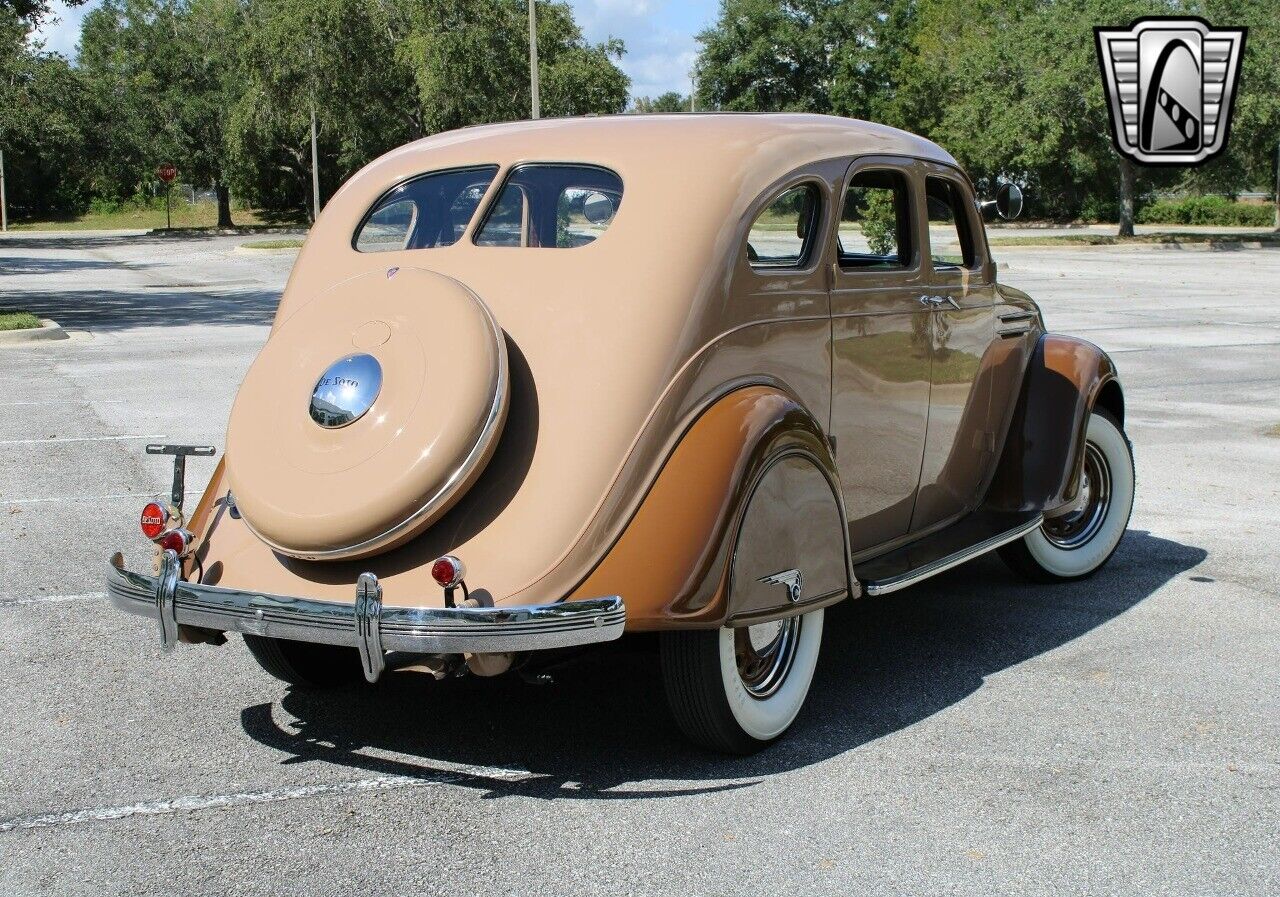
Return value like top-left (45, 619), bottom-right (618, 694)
top-left (1, 287), bottom-right (281, 330)
top-left (239, 529), bottom-right (1205, 799)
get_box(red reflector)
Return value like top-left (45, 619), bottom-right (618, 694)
top-left (431, 555), bottom-right (465, 588)
top-left (140, 502), bottom-right (167, 540)
top-left (157, 530), bottom-right (189, 556)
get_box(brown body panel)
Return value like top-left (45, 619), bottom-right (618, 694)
top-left (172, 113), bottom-right (1122, 633)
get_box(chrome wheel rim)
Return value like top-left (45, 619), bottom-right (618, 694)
top-left (1042, 442), bottom-right (1113, 549)
top-left (735, 615), bottom-right (801, 699)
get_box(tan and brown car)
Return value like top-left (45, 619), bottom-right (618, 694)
top-left (108, 114), bottom-right (1134, 753)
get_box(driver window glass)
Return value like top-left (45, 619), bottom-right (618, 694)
top-left (747, 184), bottom-right (821, 269)
top-left (354, 165), bottom-right (498, 252)
top-left (838, 169), bottom-right (913, 269)
top-left (925, 176), bottom-right (976, 269)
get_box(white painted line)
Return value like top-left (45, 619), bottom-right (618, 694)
top-left (1, 592), bottom-right (105, 607)
top-left (0, 434), bottom-right (165, 446)
top-left (6, 490), bottom-right (200, 505)
top-left (0, 399), bottom-right (128, 407)
top-left (0, 767), bottom-right (535, 832)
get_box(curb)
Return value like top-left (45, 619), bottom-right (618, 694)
top-left (232, 243), bottom-right (303, 255)
top-left (0, 319), bottom-right (69, 346)
top-left (146, 226), bottom-right (308, 237)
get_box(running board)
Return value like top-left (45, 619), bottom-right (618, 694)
top-left (857, 511), bottom-right (1043, 596)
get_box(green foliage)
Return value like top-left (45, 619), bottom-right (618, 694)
top-left (632, 92), bottom-right (689, 113)
top-left (695, 0), bottom-right (1280, 225)
top-left (0, 311), bottom-right (42, 331)
top-left (861, 190), bottom-right (898, 256)
top-left (4, 0), bottom-right (625, 224)
top-left (1137, 195), bottom-right (1275, 226)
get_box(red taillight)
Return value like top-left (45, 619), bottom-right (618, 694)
top-left (157, 529), bottom-right (189, 556)
top-left (430, 555), bottom-right (465, 588)
top-left (140, 502), bottom-right (167, 540)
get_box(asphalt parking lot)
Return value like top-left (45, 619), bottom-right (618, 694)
top-left (1, 232), bottom-right (1277, 896)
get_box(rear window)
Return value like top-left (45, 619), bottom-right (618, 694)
top-left (354, 166), bottom-right (498, 252)
top-left (474, 165), bottom-right (623, 248)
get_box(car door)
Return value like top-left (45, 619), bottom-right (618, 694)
top-left (829, 157), bottom-right (931, 554)
top-left (909, 165), bottom-right (999, 532)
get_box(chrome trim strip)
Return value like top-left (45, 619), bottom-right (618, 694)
top-left (861, 515), bottom-right (1043, 596)
top-left (106, 557), bottom-right (624, 679)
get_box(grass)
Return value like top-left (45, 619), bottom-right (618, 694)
top-left (0, 311), bottom-right (42, 331)
top-left (990, 231), bottom-right (1280, 247)
top-left (8, 201), bottom-right (304, 232)
top-left (240, 238), bottom-right (305, 250)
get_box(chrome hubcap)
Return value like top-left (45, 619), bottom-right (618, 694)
top-left (735, 615), bottom-right (802, 699)
top-left (1042, 441), bottom-right (1113, 549)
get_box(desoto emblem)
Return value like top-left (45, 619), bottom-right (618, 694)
top-left (1095, 17), bottom-right (1247, 167)
top-left (309, 353), bottom-right (383, 428)
top-left (758, 568), bottom-right (804, 603)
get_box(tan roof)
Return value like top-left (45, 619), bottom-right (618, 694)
top-left (391, 111), bottom-right (959, 172)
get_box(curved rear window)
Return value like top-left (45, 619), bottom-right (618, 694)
top-left (354, 166), bottom-right (498, 252)
top-left (474, 165), bottom-right (622, 248)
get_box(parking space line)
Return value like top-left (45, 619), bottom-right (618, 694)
top-left (0, 767), bottom-right (534, 833)
top-left (7, 490), bottom-right (200, 505)
top-left (1, 593), bottom-right (105, 607)
top-left (0, 434), bottom-right (165, 446)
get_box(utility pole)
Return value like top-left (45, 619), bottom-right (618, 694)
top-left (310, 104), bottom-right (321, 221)
top-left (528, 0), bottom-right (540, 120)
top-left (0, 149), bottom-right (7, 232)
top-left (690, 76), bottom-right (696, 113)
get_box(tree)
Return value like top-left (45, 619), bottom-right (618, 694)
top-left (79, 0), bottom-right (245, 226)
top-left (632, 91), bottom-right (689, 113)
top-left (1, 0), bottom-right (86, 28)
top-left (0, 9), bottom-right (97, 217)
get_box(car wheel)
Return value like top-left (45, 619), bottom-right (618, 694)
top-left (660, 607), bottom-right (824, 754)
top-left (243, 634), bottom-right (364, 688)
top-left (999, 408), bottom-right (1134, 582)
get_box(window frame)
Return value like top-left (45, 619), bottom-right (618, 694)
top-left (836, 166), bottom-right (919, 272)
top-left (471, 162), bottom-right (624, 250)
top-left (921, 170), bottom-right (985, 275)
top-left (743, 179), bottom-right (826, 273)
top-left (350, 164), bottom-right (500, 253)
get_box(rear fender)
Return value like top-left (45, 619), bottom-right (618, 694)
top-left (569, 386), bottom-right (855, 629)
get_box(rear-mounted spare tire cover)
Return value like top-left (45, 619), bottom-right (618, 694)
top-left (225, 267), bottom-right (508, 561)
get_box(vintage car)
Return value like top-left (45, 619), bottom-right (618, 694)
top-left (108, 114), bottom-right (1134, 753)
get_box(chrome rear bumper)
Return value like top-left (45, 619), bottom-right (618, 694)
top-left (107, 550), bottom-right (625, 683)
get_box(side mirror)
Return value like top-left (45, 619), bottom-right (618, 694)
top-left (981, 183), bottom-right (1024, 220)
top-left (581, 191), bottom-right (616, 225)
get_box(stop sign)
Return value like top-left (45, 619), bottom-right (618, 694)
top-left (156, 163), bottom-right (177, 183)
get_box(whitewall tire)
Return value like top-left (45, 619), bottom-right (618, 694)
top-left (661, 608), bottom-right (824, 753)
top-left (1000, 409), bottom-right (1134, 582)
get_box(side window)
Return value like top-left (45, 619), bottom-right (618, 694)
top-left (475, 165), bottom-right (623, 248)
top-left (838, 169), bottom-right (913, 269)
top-left (354, 165), bottom-right (498, 252)
top-left (925, 176), bottom-right (977, 269)
top-left (747, 184), bottom-right (821, 269)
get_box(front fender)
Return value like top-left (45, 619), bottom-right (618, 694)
top-left (985, 333), bottom-right (1123, 515)
top-left (569, 386), bottom-right (855, 630)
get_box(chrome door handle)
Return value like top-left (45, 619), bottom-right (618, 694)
top-left (918, 295), bottom-right (961, 310)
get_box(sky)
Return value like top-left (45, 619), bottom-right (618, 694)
top-left (31, 0), bottom-right (721, 101)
